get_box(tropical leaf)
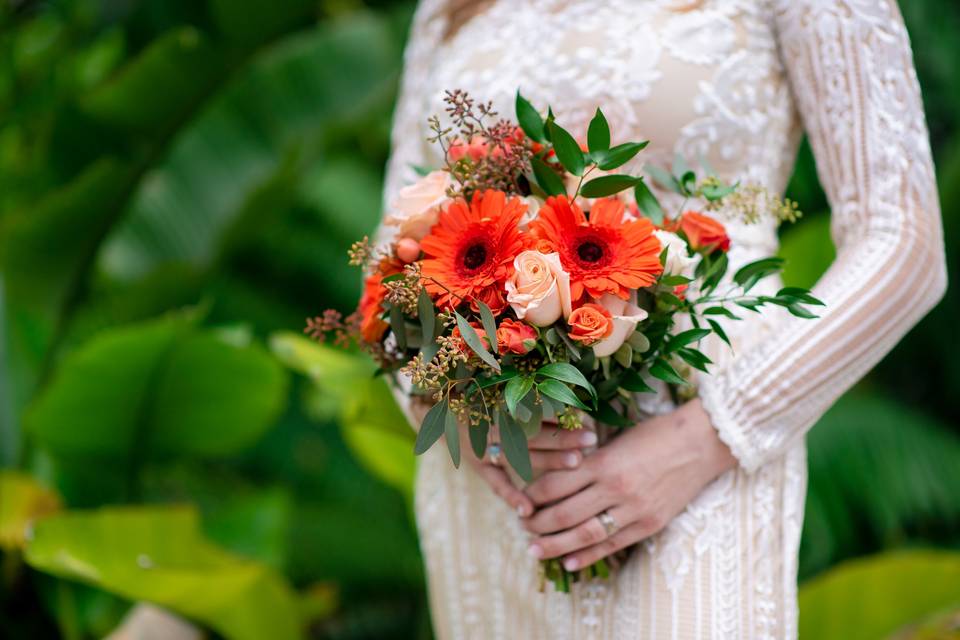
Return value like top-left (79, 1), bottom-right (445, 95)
top-left (24, 506), bottom-right (300, 640)
top-left (799, 550), bottom-right (960, 640)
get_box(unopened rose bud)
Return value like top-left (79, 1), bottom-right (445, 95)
top-left (396, 237), bottom-right (421, 263)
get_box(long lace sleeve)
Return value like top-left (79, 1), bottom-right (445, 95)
top-left (698, 0), bottom-right (947, 473)
top-left (376, 1), bottom-right (446, 427)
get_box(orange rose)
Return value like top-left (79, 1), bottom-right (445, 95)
top-left (567, 303), bottom-right (614, 345)
top-left (679, 211), bottom-right (730, 252)
top-left (495, 318), bottom-right (538, 355)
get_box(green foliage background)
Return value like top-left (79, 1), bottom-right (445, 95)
top-left (0, 1), bottom-right (957, 638)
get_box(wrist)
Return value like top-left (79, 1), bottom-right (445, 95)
top-left (680, 397), bottom-right (737, 480)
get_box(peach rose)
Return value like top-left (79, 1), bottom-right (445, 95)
top-left (505, 251), bottom-right (573, 327)
top-left (448, 136), bottom-right (488, 162)
top-left (567, 303), bottom-right (614, 345)
top-left (495, 319), bottom-right (538, 355)
top-left (591, 293), bottom-right (649, 358)
top-left (679, 211), bottom-right (730, 252)
top-left (384, 171), bottom-right (453, 241)
top-left (653, 229), bottom-right (697, 277)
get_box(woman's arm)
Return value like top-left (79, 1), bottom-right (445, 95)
top-left (699, 0), bottom-right (947, 473)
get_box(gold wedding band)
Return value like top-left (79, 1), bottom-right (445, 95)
top-left (598, 510), bottom-right (618, 537)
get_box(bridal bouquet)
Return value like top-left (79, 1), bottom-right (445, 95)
top-left (309, 90), bottom-right (821, 591)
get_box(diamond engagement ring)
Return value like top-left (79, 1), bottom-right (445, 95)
top-left (486, 442), bottom-right (502, 465)
top-left (598, 510), bottom-right (618, 537)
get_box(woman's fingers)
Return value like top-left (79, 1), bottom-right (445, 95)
top-left (527, 504), bottom-right (635, 561)
top-left (558, 521), bottom-right (649, 572)
top-left (528, 426), bottom-right (597, 451)
top-left (521, 486), bottom-right (610, 534)
top-left (530, 449), bottom-right (582, 471)
top-left (524, 467), bottom-right (595, 506)
top-left (474, 462), bottom-right (535, 517)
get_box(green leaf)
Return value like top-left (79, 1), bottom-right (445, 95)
top-left (418, 289), bottom-right (435, 346)
top-left (499, 412), bottom-right (532, 482)
top-left (469, 419), bottom-right (489, 460)
top-left (389, 304), bottom-right (407, 351)
top-left (702, 305), bottom-right (741, 320)
top-left (413, 399), bottom-right (447, 455)
top-left (776, 287), bottom-right (825, 305)
top-left (579, 175), bottom-right (641, 198)
top-left (515, 91), bottom-right (545, 141)
top-left (701, 251), bottom-right (729, 293)
top-left (620, 369), bottom-right (654, 393)
top-left (548, 121), bottom-right (586, 176)
top-left (444, 405), bottom-right (460, 468)
top-left (700, 180), bottom-right (738, 202)
top-left (505, 376), bottom-right (535, 416)
top-left (594, 141), bottom-right (648, 171)
top-left (24, 506), bottom-right (300, 640)
top-left (677, 347), bottom-right (712, 373)
top-left (592, 401), bottom-right (633, 428)
top-left (537, 379), bottom-right (590, 410)
top-left (536, 362), bottom-right (597, 399)
top-left (477, 300), bottom-right (498, 351)
top-left (666, 328), bottom-right (711, 354)
top-left (733, 257), bottom-right (785, 292)
top-left (531, 156), bottom-right (567, 197)
top-left (634, 179), bottom-right (665, 225)
top-left (646, 165), bottom-right (681, 194)
top-left (27, 315), bottom-right (288, 460)
top-left (659, 274), bottom-right (692, 287)
top-left (788, 303), bottom-right (820, 319)
top-left (454, 312), bottom-right (500, 372)
top-left (799, 550), bottom-right (960, 640)
top-left (649, 359), bottom-right (686, 385)
top-left (474, 366), bottom-right (519, 389)
top-left (707, 319), bottom-right (730, 346)
top-left (614, 344), bottom-right (633, 368)
top-left (587, 108), bottom-right (610, 152)
top-left (0, 471), bottom-right (61, 551)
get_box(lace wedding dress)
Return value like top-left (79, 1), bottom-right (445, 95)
top-left (377, 1), bottom-right (946, 638)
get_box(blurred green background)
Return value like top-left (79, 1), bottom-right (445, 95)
top-left (0, 1), bottom-right (957, 638)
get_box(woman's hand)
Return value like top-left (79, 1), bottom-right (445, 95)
top-left (409, 399), bottom-right (596, 517)
top-left (466, 423), bottom-right (598, 517)
top-left (521, 398), bottom-right (736, 570)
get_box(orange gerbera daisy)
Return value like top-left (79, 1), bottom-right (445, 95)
top-left (420, 189), bottom-right (527, 313)
top-left (530, 196), bottom-right (663, 301)
top-left (357, 258), bottom-right (403, 343)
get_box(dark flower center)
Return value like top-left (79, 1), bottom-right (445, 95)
top-left (577, 240), bottom-right (605, 263)
top-left (462, 243), bottom-right (488, 270)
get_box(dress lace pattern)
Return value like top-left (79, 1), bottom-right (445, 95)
top-left (381, 1), bottom-right (946, 638)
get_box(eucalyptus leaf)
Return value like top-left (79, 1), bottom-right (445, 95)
top-left (454, 312), bottom-right (500, 372)
top-left (389, 304), bottom-right (407, 351)
top-left (418, 289), bottom-right (435, 346)
top-left (444, 405), bottom-right (460, 468)
top-left (469, 419), bottom-right (489, 460)
top-left (477, 300), bottom-right (498, 350)
top-left (413, 399), bottom-right (447, 455)
top-left (499, 412), bottom-right (532, 482)
top-left (646, 165), bottom-right (681, 194)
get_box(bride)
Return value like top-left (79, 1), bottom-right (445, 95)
top-left (378, 0), bottom-right (947, 638)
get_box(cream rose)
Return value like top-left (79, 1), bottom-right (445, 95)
top-left (654, 229), bottom-right (697, 278)
top-left (505, 251), bottom-right (572, 327)
top-left (384, 170), bottom-right (452, 241)
top-left (518, 195), bottom-right (543, 230)
top-left (592, 293), bottom-right (649, 357)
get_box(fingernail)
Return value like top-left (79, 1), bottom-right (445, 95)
top-left (563, 557), bottom-right (579, 571)
top-left (517, 503), bottom-right (530, 517)
top-left (565, 452), bottom-right (580, 468)
top-left (580, 431), bottom-right (598, 446)
top-left (528, 544), bottom-right (543, 559)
